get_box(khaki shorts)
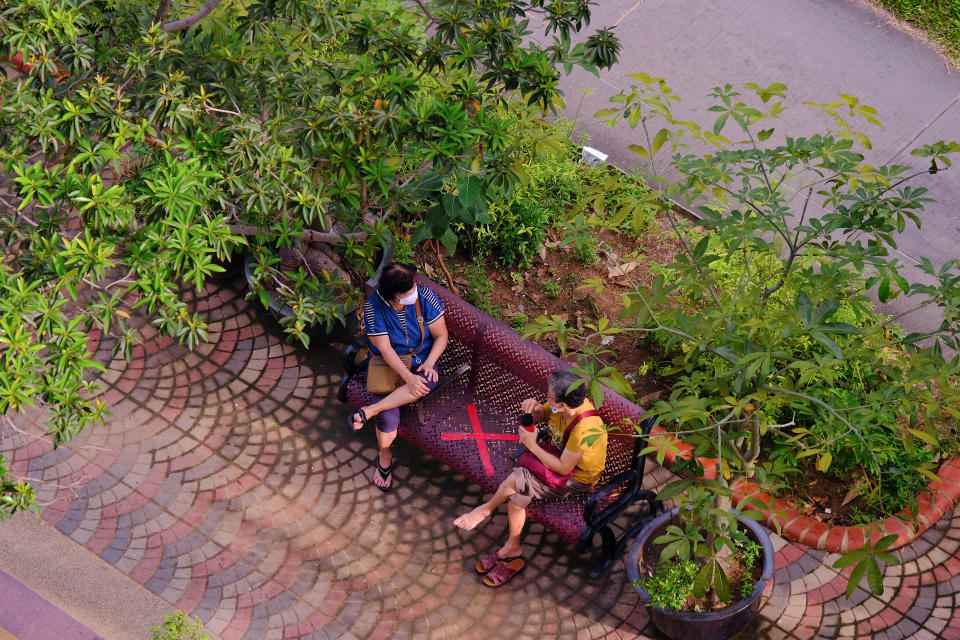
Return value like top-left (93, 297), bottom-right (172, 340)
top-left (509, 466), bottom-right (593, 509)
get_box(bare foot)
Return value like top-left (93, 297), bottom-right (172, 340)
top-left (454, 506), bottom-right (491, 531)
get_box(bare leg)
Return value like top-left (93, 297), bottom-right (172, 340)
top-left (498, 501), bottom-right (527, 558)
top-left (352, 380), bottom-right (427, 430)
top-left (373, 428), bottom-right (398, 489)
top-left (454, 474), bottom-right (517, 531)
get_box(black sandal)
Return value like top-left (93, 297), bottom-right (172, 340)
top-left (374, 460), bottom-right (395, 492)
top-left (349, 408), bottom-right (368, 432)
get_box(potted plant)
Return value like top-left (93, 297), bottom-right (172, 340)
top-left (626, 502), bottom-right (774, 640)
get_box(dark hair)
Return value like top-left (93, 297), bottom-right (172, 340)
top-left (547, 370), bottom-right (587, 408)
top-left (377, 262), bottom-right (417, 301)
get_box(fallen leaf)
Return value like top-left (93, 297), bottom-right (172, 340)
top-left (841, 486), bottom-right (861, 508)
top-left (557, 313), bottom-right (568, 321)
top-left (423, 263), bottom-right (435, 277)
top-left (536, 268), bottom-right (547, 277)
top-left (608, 260), bottom-right (639, 278)
top-left (539, 246), bottom-right (547, 262)
top-left (639, 391), bottom-right (661, 406)
top-left (510, 284), bottom-right (523, 293)
top-left (613, 279), bottom-right (631, 287)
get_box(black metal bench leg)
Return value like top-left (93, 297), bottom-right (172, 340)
top-left (590, 526), bottom-right (617, 579)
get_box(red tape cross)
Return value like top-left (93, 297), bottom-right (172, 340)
top-left (440, 403), bottom-right (519, 476)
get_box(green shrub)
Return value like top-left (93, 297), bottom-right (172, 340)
top-left (559, 213), bottom-right (600, 265)
top-left (150, 612), bottom-right (209, 640)
top-left (652, 235), bottom-right (955, 518)
top-left (543, 280), bottom-right (561, 298)
top-left (462, 259), bottom-right (498, 316)
top-left (511, 312), bottom-right (528, 332)
top-left (638, 559), bottom-right (698, 611)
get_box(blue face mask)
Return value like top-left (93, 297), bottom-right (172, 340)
top-left (549, 404), bottom-right (561, 414)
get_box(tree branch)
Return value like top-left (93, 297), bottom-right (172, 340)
top-left (228, 224), bottom-right (368, 244)
top-left (161, 0), bottom-right (224, 32)
top-left (154, 0), bottom-right (171, 25)
top-left (410, 0), bottom-right (436, 22)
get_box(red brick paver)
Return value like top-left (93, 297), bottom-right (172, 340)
top-left (3, 276), bottom-right (960, 639)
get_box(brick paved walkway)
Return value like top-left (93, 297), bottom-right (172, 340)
top-left (2, 277), bottom-right (958, 639)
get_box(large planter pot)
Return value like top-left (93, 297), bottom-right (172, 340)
top-left (627, 507), bottom-right (774, 640)
top-left (243, 234), bottom-right (393, 344)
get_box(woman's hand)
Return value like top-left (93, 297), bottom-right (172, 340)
top-left (417, 363), bottom-right (439, 383)
top-left (404, 370), bottom-right (431, 398)
top-left (520, 397), bottom-right (541, 417)
top-left (518, 425), bottom-right (538, 450)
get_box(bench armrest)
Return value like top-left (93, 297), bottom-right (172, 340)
top-left (583, 468), bottom-right (642, 527)
top-left (338, 336), bottom-right (370, 403)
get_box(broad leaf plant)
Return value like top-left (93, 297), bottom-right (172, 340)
top-left (0, 0), bottom-right (622, 517)
top-left (533, 75), bottom-right (960, 603)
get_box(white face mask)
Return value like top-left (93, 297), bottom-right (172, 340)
top-left (397, 287), bottom-right (418, 306)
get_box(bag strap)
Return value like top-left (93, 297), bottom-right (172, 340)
top-left (414, 294), bottom-right (425, 354)
top-left (560, 409), bottom-right (599, 449)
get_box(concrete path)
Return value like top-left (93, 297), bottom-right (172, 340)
top-left (552, 0), bottom-right (960, 335)
top-left (3, 276), bottom-right (960, 639)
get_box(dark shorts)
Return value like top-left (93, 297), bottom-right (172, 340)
top-left (375, 367), bottom-right (439, 434)
top-left (508, 466), bottom-right (593, 509)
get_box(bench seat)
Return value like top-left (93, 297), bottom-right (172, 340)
top-left (342, 275), bottom-right (662, 576)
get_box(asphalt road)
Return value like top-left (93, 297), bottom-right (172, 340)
top-left (548, 0), bottom-right (960, 336)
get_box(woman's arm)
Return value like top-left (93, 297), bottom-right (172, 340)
top-left (517, 428), bottom-right (583, 474)
top-left (421, 316), bottom-right (448, 373)
top-left (369, 334), bottom-right (412, 377)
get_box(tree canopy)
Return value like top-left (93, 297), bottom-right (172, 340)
top-left (0, 0), bottom-right (620, 517)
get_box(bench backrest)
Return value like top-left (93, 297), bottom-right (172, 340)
top-left (418, 275), bottom-right (649, 485)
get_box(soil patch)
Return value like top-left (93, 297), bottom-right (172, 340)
top-left (433, 216), bottom-right (683, 405)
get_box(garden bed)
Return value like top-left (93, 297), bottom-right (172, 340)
top-left (412, 138), bottom-right (960, 553)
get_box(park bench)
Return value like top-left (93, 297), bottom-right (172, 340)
top-left (339, 275), bottom-right (663, 576)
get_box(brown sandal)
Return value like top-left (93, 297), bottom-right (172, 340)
top-left (476, 551), bottom-right (520, 575)
top-left (482, 558), bottom-right (525, 587)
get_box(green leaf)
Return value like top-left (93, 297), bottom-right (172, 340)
top-left (713, 560), bottom-right (731, 603)
top-left (908, 428), bottom-right (938, 447)
top-left (628, 144), bottom-right (649, 158)
top-left (833, 547), bottom-right (868, 569)
top-left (594, 108), bottom-right (620, 119)
top-left (692, 559), bottom-right (713, 598)
top-left (877, 277), bottom-right (891, 303)
top-left (439, 228), bottom-right (458, 255)
top-left (874, 534), bottom-right (899, 551)
top-left (866, 557), bottom-right (883, 595)
top-left (757, 128), bottom-right (774, 142)
top-left (797, 292), bottom-right (812, 327)
top-left (713, 113), bottom-right (729, 135)
top-left (651, 128), bottom-right (669, 156)
top-left (845, 560), bottom-right (867, 599)
top-left (815, 451), bottom-right (832, 472)
top-left (810, 331), bottom-right (843, 360)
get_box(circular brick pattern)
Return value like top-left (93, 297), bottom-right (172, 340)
top-left (5, 276), bottom-right (960, 639)
top-left (1, 278), bottom-right (648, 639)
